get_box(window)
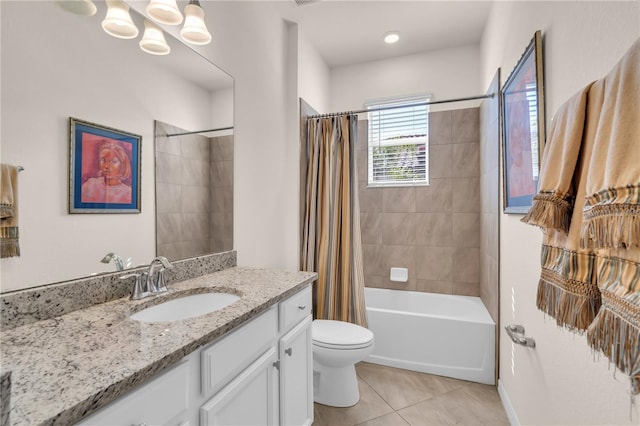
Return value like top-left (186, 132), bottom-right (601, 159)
top-left (366, 95), bottom-right (430, 187)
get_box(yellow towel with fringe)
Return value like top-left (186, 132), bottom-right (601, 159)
top-left (0, 164), bottom-right (20, 258)
top-left (522, 38), bottom-right (640, 394)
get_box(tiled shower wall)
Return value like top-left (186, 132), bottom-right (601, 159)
top-left (210, 135), bottom-right (234, 253)
top-left (358, 108), bottom-right (481, 295)
top-left (155, 121), bottom-right (233, 260)
top-left (479, 74), bottom-right (500, 323)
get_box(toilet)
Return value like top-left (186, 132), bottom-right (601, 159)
top-left (312, 319), bottom-right (375, 407)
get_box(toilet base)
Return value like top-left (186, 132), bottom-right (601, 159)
top-left (313, 360), bottom-right (360, 407)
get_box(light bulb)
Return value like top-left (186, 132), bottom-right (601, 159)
top-left (180, 2), bottom-right (212, 45)
top-left (102, 0), bottom-right (139, 39)
top-left (146, 0), bottom-right (183, 26)
top-left (139, 20), bottom-right (171, 55)
top-left (56, 0), bottom-right (97, 16)
top-left (383, 31), bottom-right (400, 44)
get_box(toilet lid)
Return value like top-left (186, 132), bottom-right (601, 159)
top-left (313, 320), bottom-right (374, 349)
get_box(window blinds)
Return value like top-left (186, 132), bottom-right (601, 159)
top-left (367, 97), bottom-right (430, 186)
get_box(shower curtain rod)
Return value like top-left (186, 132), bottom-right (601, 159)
top-left (166, 126), bottom-right (234, 137)
top-left (308, 93), bottom-right (495, 119)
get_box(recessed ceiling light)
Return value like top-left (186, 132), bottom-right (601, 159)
top-left (383, 31), bottom-right (400, 44)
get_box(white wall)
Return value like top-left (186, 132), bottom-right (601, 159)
top-left (0, 1), bottom-right (215, 291)
top-left (191, 1), bottom-right (299, 271)
top-left (330, 44), bottom-right (482, 113)
top-left (481, 1), bottom-right (640, 424)
top-left (297, 29), bottom-right (331, 114)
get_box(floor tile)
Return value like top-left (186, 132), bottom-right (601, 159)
top-left (355, 362), bottom-right (464, 410)
top-left (397, 382), bottom-right (509, 426)
top-left (313, 377), bottom-right (394, 426)
top-left (356, 412), bottom-right (410, 426)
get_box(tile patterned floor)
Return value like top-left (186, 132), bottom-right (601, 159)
top-left (313, 362), bottom-right (510, 426)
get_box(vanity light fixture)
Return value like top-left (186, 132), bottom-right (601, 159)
top-left (180, 0), bottom-right (212, 45)
top-left (146, 0), bottom-right (184, 26)
top-left (102, 0), bottom-right (139, 39)
top-left (55, 0), bottom-right (97, 16)
top-left (383, 31), bottom-right (400, 44)
top-left (139, 20), bottom-right (171, 55)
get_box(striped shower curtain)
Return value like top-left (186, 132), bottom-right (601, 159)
top-left (302, 114), bottom-right (367, 327)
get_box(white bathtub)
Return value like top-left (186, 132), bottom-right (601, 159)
top-left (364, 287), bottom-right (495, 385)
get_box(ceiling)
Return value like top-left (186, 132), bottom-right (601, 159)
top-left (273, 0), bottom-right (493, 68)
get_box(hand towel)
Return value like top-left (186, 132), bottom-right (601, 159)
top-left (0, 164), bottom-right (20, 258)
top-left (521, 83), bottom-right (593, 233)
top-left (523, 38), bottom-right (640, 394)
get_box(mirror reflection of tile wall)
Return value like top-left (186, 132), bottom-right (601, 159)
top-left (155, 121), bottom-right (233, 261)
top-left (358, 108), bottom-right (481, 296)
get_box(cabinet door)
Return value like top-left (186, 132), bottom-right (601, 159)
top-left (279, 315), bottom-right (313, 426)
top-left (200, 347), bottom-right (278, 426)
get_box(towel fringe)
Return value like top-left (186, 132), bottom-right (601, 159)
top-left (587, 305), bottom-right (640, 395)
top-left (536, 278), bottom-right (601, 332)
top-left (521, 192), bottom-right (574, 233)
top-left (0, 226), bottom-right (20, 258)
top-left (581, 210), bottom-right (640, 249)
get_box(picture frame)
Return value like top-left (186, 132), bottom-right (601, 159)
top-left (69, 117), bottom-right (141, 213)
top-left (501, 30), bottom-right (545, 214)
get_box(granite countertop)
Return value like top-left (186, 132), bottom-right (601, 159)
top-left (0, 266), bottom-right (317, 426)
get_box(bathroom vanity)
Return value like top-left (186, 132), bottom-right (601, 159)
top-left (0, 263), bottom-right (316, 426)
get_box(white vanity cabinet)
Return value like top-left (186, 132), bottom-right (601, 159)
top-left (76, 284), bottom-right (313, 426)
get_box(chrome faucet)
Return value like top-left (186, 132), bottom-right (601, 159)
top-left (147, 256), bottom-right (174, 294)
top-left (101, 252), bottom-right (124, 271)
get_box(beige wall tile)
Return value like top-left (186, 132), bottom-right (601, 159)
top-left (452, 247), bottom-right (480, 283)
top-left (182, 157), bottom-right (209, 186)
top-left (182, 213), bottom-right (209, 240)
top-left (156, 242), bottom-right (182, 261)
top-left (356, 119), bottom-right (368, 151)
top-left (415, 246), bottom-right (453, 281)
top-left (363, 244), bottom-right (385, 276)
top-left (452, 281), bottom-right (481, 296)
top-left (382, 213), bottom-right (416, 245)
top-left (452, 213), bottom-right (480, 248)
top-left (211, 136), bottom-right (234, 161)
top-left (359, 182), bottom-right (383, 212)
top-left (181, 185), bottom-right (209, 214)
top-left (181, 135), bottom-right (210, 161)
top-left (382, 187), bottom-right (415, 213)
top-left (451, 107), bottom-right (480, 144)
top-left (360, 212), bottom-right (383, 244)
top-left (429, 144), bottom-right (452, 179)
top-left (356, 149), bottom-right (368, 182)
top-left (415, 213), bottom-right (452, 247)
top-left (364, 275), bottom-right (383, 288)
top-left (452, 177), bottom-right (480, 212)
top-left (416, 179), bottom-right (452, 212)
top-left (416, 279), bottom-right (452, 294)
top-left (451, 143), bottom-right (479, 178)
top-left (156, 213), bottom-right (182, 245)
top-left (155, 152), bottom-right (181, 184)
top-left (210, 160), bottom-right (233, 187)
top-left (379, 278), bottom-right (417, 292)
top-left (156, 183), bottom-right (181, 214)
top-left (383, 245), bottom-right (416, 278)
top-left (429, 110), bottom-right (452, 145)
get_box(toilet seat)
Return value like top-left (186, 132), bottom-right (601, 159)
top-left (313, 320), bottom-right (374, 350)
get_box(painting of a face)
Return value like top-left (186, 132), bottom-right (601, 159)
top-left (100, 149), bottom-right (122, 179)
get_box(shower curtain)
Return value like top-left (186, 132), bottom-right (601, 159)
top-left (302, 114), bottom-right (367, 327)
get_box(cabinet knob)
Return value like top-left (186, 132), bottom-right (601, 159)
top-left (298, 305), bottom-right (306, 310)
top-left (285, 347), bottom-right (293, 356)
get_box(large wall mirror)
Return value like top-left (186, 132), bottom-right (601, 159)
top-left (0, 0), bottom-right (233, 293)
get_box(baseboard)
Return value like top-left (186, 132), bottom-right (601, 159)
top-left (497, 379), bottom-right (520, 426)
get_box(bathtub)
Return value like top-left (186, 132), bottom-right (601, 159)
top-left (364, 287), bottom-right (495, 385)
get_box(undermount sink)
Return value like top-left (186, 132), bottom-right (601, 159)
top-left (129, 292), bottom-right (240, 323)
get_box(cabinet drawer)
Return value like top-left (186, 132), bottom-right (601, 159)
top-left (201, 306), bottom-right (277, 397)
top-left (77, 359), bottom-right (190, 425)
top-left (279, 285), bottom-right (312, 333)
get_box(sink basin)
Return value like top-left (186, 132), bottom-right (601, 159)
top-left (129, 292), bottom-right (240, 322)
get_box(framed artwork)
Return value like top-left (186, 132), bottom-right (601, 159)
top-left (69, 118), bottom-right (141, 213)
top-left (501, 30), bottom-right (545, 214)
